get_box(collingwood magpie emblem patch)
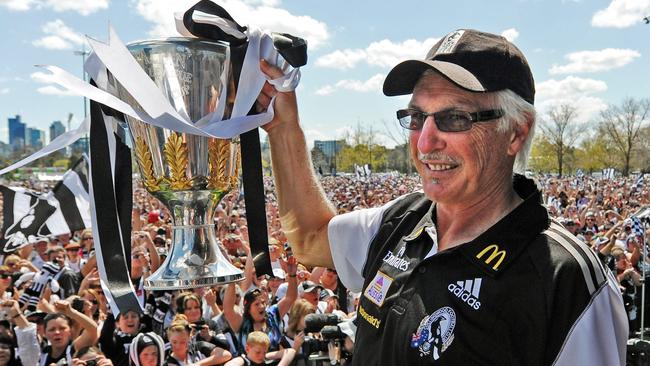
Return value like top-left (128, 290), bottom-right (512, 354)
top-left (411, 306), bottom-right (456, 361)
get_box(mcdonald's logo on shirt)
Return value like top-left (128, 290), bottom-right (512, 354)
top-left (476, 244), bottom-right (507, 271)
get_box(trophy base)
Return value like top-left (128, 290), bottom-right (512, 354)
top-left (144, 270), bottom-right (244, 291)
top-left (143, 223), bottom-right (245, 291)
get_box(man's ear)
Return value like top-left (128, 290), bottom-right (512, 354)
top-left (507, 115), bottom-right (533, 156)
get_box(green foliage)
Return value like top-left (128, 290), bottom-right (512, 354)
top-left (338, 143), bottom-right (387, 172)
top-left (528, 136), bottom-right (557, 173)
top-left (573, 135), bottom-right (615, 173)
top-left (52, 159), bottom-right (69, 168)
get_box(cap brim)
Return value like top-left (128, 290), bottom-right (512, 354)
top-left (383, 59), bottom-right (485, 96)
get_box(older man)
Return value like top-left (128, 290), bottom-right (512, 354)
top-left (260, 29), bottom-right (627, 365)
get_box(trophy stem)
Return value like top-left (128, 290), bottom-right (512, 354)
top-left (144, 191), bottom-right (243, 290)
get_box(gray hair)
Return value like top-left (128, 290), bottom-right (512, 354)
top-left (493, 89), bottom-right (536, 175)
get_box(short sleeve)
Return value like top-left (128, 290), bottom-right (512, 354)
top-left (328, 196), bottom-right (407, 292)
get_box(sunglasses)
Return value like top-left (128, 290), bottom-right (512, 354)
top-left (0, 273), bottom-right (11, 279)
top-left (397, 108), bottom-right (503, 132)
top-left (82, 237), bottom-right (93, 241)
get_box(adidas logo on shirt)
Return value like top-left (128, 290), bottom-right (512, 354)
top-left (448, 278), bottom-right (482, 310)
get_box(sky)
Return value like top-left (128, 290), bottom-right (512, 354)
top-left (0, 0), bottom-right (649, 149)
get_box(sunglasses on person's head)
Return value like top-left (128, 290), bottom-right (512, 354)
top-left (397, 108), bottom-right (504, 132)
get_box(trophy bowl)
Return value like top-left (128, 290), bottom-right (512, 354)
top-left (112, 38), bottom-right (244, 290)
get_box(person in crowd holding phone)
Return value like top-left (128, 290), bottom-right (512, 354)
top-left (70, 347), bottom-right (114, 366)
top-left (164, 315), bottom-right (232, 366)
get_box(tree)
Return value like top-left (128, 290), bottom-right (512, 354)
top-left (599, 97), bottom-right (650, 176)
top-left (573, 135), bottom-right (616, 174)
top-left (382, 118), bottom-right (412, 174)
top-left (538, 104), bottom-right (583, 177)
top-left (528, 135), bottom-right (556, 173)
top-left (636, 125), bottom-right (650, 173)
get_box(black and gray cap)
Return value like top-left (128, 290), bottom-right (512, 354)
top-left (383, 29), bottom-right (535, 105)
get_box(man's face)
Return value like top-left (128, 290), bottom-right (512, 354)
top-left (49, 251), bottom-right (65, 266)
top-left (66, 247), bottom-right (79, 259)
top-left (302, 289), bottom-right (320, 306)
top-left (35, 241), bottom-right (48, 255)
top-left (566, 223), bottom-right (578, 235)
top-left (408, 73), bottom-right (523, 205)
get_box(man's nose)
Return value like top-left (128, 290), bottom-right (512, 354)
top-left (417, 116), bottom-right (446, 154)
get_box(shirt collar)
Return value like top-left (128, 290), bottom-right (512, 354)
top-left (403, 201), bottom-right (436, 242)
top-left (458, 174), bottom-right (550, 277)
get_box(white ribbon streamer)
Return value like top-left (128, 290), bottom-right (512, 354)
top-left (38, 65), bottom-right (212, 137)
top-left (37, 13), bottom-right (302, 141)
top-left (0, 117), bottom-right (90, 176)
top-left (86, 28), bottom-right (194, 127)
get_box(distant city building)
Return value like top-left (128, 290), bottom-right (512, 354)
top-left (313, 139), bottom-right (344, 175)
top-left (27, 128), bottom-right (45, 149)
top-left (8, 115), bottom-right (26, 151)
top-left (50, 120), bottom-right (66, 141)
top-left (71, 136), bottom-right (89, 156)
top-left (0, 141), bottom-right (11, 157)
top-left (314, 140), bottom-right (344, 158)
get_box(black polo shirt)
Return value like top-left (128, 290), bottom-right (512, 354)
top-left (329, 175), bottom-right (627, 366)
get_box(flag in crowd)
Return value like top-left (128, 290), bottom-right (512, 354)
top-left (0, 156), bottom-right (91, 252)
top-left (603, 168), bottom-right (616, 180)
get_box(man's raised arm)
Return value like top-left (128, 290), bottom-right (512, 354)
top-left (259, 59), bottom-right (336, 268)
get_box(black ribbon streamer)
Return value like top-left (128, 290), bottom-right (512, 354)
top-left (89, 94), bottom-right (141, 314)
top-left (182, 0), bottom-right (308, 278)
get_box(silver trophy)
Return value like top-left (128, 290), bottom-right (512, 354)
top-left (112, 38), bottom-right (244, 290)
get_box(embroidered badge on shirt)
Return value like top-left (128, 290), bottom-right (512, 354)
top-left (411, 306), bottom-right (456, 361)
top-left (364, 271), bottom-right (394, 307)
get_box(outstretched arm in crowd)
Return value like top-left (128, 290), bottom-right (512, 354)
top-left (204, 288), bottom-right (222, 318)
top-left (54, 299), bottom-right (99, 351)
top-left (240, 242), bottom-right (255, 293)
top-left (266, 348), bottom-right (296, 366)
top-left (194, 347), bottom-right (232, 366)
top-left (81, 254), bottom-right (97, 277)
top-left (599, 221), bottom-right (623, 256)
top-left (140, 232), bottom-right (161, 273)
top-left (3, 300), bottom-right (40, 366)
top-left (259, 59), bottom-right (336, 269)
top-left (222, 283), bottom-right (243, 334)
top-left (277, 256), bottom-right (298, 318)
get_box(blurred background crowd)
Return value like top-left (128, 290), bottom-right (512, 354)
top-left (0, 172), bottom-right (647, 366)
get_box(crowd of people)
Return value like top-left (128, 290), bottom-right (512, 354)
top-left (0, 171), bottom-right (647, 365)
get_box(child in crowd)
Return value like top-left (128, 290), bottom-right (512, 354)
top-left (224, 331), bottom-right (295, 366)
